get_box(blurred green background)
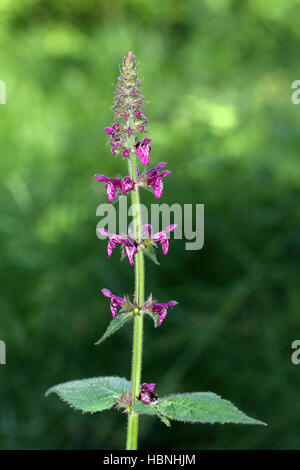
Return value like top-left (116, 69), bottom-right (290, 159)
top-left (1, 0), bottom-right (300, 450)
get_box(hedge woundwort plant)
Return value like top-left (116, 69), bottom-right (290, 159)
top-left (46, 52), bottom-right (266, 450)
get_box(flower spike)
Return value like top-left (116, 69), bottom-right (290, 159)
top-left (104, 52), bottom-right (149, 159)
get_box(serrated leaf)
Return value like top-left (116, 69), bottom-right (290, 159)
top-left (46, 376), bottom-right (130, 413)
top-left (133, 400), bottom-right (158, 416)
top-left (133, 400), bottom-right (170, 426)
top-left (95, 312), bottom-right (133, 345)
top-left (144, 247), bottom-right (160, 265)
top-left (159, 414), bottom-right (171, 427)
top-left (157, 393), bottom-right (266, 425)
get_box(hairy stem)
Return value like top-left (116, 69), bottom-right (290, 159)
top-left (126, 135), bottom-right (144, 450)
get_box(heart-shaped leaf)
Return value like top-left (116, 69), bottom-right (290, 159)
top-left (46, 376), bottom-right (130, 413)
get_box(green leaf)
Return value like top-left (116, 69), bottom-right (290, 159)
top-left (133, 400), bottom-right (171, 426)
top-left (95, 312), bottom-right (133, 345)
top-left (157, 393), bottom-right (266, 425)
top-left (159, 414), bottom-right (171, 427)
top-left (46, 376), bottom-right (130, 413)
top-left (144, 247), bottom-right (160, 265)
top-left (133, 400), bottom-right (158, 416)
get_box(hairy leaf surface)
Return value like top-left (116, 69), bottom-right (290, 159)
top-left (46, 376), bottom-right (130, 413)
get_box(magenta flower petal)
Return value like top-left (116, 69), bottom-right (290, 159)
top-left (161, 239), bottom-right (169, 255)
top-left (152, 300), bottom-right (178, 326)
top-left (138, 383), bottom-right (158, 403)
top-left (104, 127), bottom-right (114, 135)
top-left (98, 228), bottom-right (109, 236)
top-left (157, 309), bottom-right (167, 326)
top-left (145, 163), bottom-right (171, 198)
top-left (106, 181), bottom-right (118, 203)
top-left (124, 242), bottom-right (137, 265)
top-left (153, 177), bottom-right (163, 198)
top-left (121, 177), bottom-right (135, 194)
top-left (147, 383), bottom-right (156, 392)
top-left (101, 288), bottom-right (125, 318)
top-left (94, 174), bottom-right (107, 182)
top-left (101, 288), bottom-right (113, 298)
top-left (142, 224), bottom-right (152, 238)
top-left (136, 138), bottom-right (152, 166)
top-left (165, 224), bottom-right (177, 233)
top-left (146, 162), bottom-right (167, 176)
top-left (95, 175), bottom-right (122, 203)
top-left (107, 239), bottom-right (116, 257)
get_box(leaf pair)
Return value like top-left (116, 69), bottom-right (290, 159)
top-left (46, 376), bottom-right (266, 426)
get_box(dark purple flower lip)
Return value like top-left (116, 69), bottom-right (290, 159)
top-left (138, 383), bottom-right (158, 404)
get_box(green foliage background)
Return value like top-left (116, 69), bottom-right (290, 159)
top-left (1, 0), bottom-right (300, 449)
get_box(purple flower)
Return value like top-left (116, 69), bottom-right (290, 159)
top-left (98, 229), bottom-right (138, 265)
top-left (104, 127), bottom-right (115, 136)
top-left (121, 177), bottom-right (135, 194)
top-left (138, 383), bottom-right (158, 404)
top-left (95, 174), bottom-right (135, 202)
top-left (101, 288), bottom-right (125, 318)
top-left (152, 224), bottom-right (177, 255)
top-left (136, 138), bottom-right (151, 165)
top-left (152, 301), bottom-right (179, 326)
top-left (123, 240), bottom-right (139, 265)
top-left (110, 137), bottom-right (121, 156)
top-left (94, 175), bottom-right (121, 203)
top-left (146, 163), bottom-right (171, 198)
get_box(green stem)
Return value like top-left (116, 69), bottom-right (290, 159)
top-left (126, 135), bottom-right (144, 450)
